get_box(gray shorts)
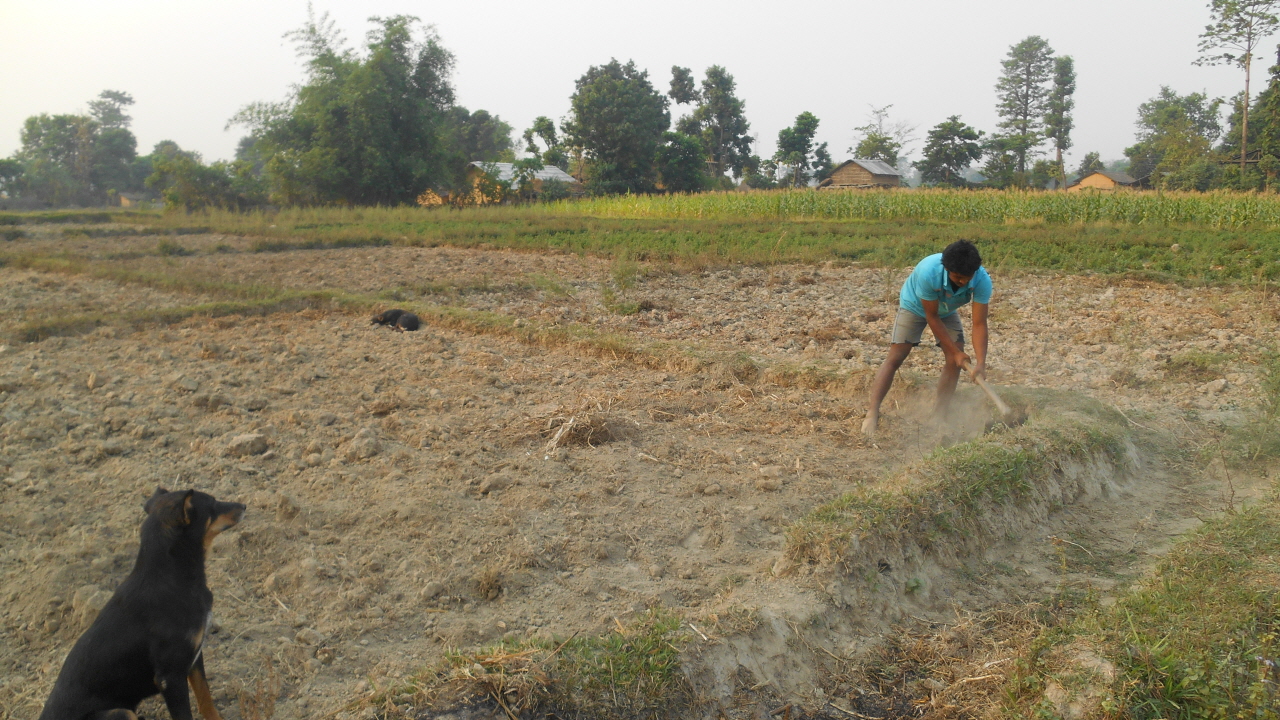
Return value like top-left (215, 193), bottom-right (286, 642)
top-left (890, 308), bottom-right (964, 347)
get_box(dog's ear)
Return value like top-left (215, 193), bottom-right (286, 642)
top-left (180, 490), bottom-right (196, 526)
top-left (144, 487), bottom-right (170, 514)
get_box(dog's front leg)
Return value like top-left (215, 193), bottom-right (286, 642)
top-left (159, 670), bottom-right (195, 720)
top-left (187, 652), bottom-right (223, 720)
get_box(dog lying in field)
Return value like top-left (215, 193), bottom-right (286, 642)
top-left (38, 489), bottom-right (245, 720)
top-left (371, 308), bottom-right (420, 332)
top-left (370, 308), bottom-right (405, 327)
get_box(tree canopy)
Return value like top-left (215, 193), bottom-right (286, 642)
top-left (774, 111), bottom-right (823, 187)
top-left (915, 116), bottom-right (984, 187)
top-left (231, 11), bottom-right (457, 205)
top-left (565, 59), bottom-right (670, 194)
top-left (667, 66), bottom-right (753, 180)
top-left (5, 90), bottom-right (141, 206)
top-left (1125, 86), bottom-right (1224, 189)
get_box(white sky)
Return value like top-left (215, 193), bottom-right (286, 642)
top-left (0, 0), bottom-right (1251, 170)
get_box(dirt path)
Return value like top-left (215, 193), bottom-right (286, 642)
top-left (0, 232), bottom-right (1270, 720)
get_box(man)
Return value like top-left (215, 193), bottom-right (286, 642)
top-left (862, 239), bottom-right (991, 437)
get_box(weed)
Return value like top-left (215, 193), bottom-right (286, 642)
top-left (530, 272), bottom-right (573, 298)
top-left (1, 228), bottom-right (23, 241)
top-left (1165, 350), bottom-right (1227, 382)
top-left (156, 239), bottom-right (191, 256)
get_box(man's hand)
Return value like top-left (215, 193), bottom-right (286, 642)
top-left (948, 348), bottom-right (972, 372)
top-left (970, 360), bottom-right (986, 381)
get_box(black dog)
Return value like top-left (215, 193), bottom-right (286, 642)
top-left (394, 312), bottom-right (420, 332)
top-left (39, 489), bottom-right (245, 720)
top-left (371, 309), bottom-right (405, 327)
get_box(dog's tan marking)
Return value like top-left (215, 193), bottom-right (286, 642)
top-left (188, 664), bottom-right (223, 720)
top-left (202, 511), bottom-right (240, 551)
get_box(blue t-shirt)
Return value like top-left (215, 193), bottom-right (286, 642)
top-left (899, 253), bottom-right (992, 318)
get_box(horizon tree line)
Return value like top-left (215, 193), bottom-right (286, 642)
top-left (3, 1), bottom-right (1278, 208)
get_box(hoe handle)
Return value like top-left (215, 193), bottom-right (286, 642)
top-left (963, 361), bottom-right (1012, 417)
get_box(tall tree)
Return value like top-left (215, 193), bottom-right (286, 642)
top-left (1195, 0), bottom-right (1280, 172)
top-left (231, 11), bottom-right (456, 205)
top-left (914, 116), bottom-right (984, 186)
top-left (667, 65), bottom-right (753, 179)
top-left (1044, 56), bottom-right (1076, 188)
top-left (994, 36), bottom-right (1056, 175)
top-left (564, 59), bottom-right (670, 194)
top-left (774, 111), bottom-right (821, 187)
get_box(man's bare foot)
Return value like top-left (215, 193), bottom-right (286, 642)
top-left (861, 411), bottom-right (878, 437)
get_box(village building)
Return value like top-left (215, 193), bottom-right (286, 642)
top-left (468, 162), bottom-right (580, 193)
top-left (118, 192), bottom-right (149, 208)
top-left (818, 158), bottom-right (902, 189)
top-left (1067, 170), bottom-right (1139, 192)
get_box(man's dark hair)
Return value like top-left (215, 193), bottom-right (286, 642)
top-left (941, 240), bottom-right (982, 276)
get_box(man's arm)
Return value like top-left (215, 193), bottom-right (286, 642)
top-left (971, 302), bottom-right (989, 380)
top-left (921, 299), bottom-right (970, 369)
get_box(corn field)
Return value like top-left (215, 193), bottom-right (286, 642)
top-left (551, 188), bottom-right (1280, 229)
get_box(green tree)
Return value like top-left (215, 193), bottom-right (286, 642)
top-left (914, 115), bottom-right (984, 186)
top-left (994, 35), bottom-right (1056, 174)
top-left (0, 158), bottom-right (23, 198)
top-left (692, 66), bottom-right (753, 178)
top-left (1044, 56), bottom-right (1076, 188)
top-left (1074, 151), bottom-right (1105, 178)
top-left (980, 136), bottom-right (1020, 188)
top-left (1029, 158), bottom-right (1061, 189)
top-left (655, 131), bottom-right (707, 192)
top-left (1124, 87), bottom-right (1223, 186)
top-left (522, 116), bottom-right (570, 172)
top-left (146, 142), bottom-right (266, 211)
top-left (1253, 55), bottom-right (1280, 158)
top-left (564, 58), bottom-right (670, 194)
top-left (442, 107), bottom-right (514, 162)
top-left (774, 111), bottom-right (821, 187)
top-left (741, 155), bottom-right (778, 189)
top-left (850, 105), bottom-right (914, 166)
top-left (1195, 0), bottom-right (1280, 173)
top-left (668, 66), bottom-right (699, 105)
top-left (231, 11), bottom-right (456, 205)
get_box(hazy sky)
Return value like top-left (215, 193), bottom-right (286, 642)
top-left (0, 0), bottom-right (1251, 170)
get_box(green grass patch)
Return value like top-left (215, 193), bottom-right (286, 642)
top-left (114, 203), bottom-right (1280, 283)
top-left (155, 239), bottom-right (192, 256)
top-left (370, 611), bottom-right (691, 719)
top-left (1223, 347), bottom-right (1280, 466)
top-left (0, 210), bottom-right (144, 225)
top-left (1166, 350), bottom-right (1229, 382)
top-left (1004, 495), bottom-right (1280, 719)
top-left (787, 390), bottom-right (1131, 567)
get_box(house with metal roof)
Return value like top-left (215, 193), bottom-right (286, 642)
top-left (468, 161), bottom-right (578, 189)
top-left (1066, 170), bottom-right (1139, 192)
top-left (818, 158), bottom-right (902, 189)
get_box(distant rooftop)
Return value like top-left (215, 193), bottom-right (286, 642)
top-left (470, 161), bottom-right (577, 187)
top-left (849, 158), bottom-right (901, 176)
